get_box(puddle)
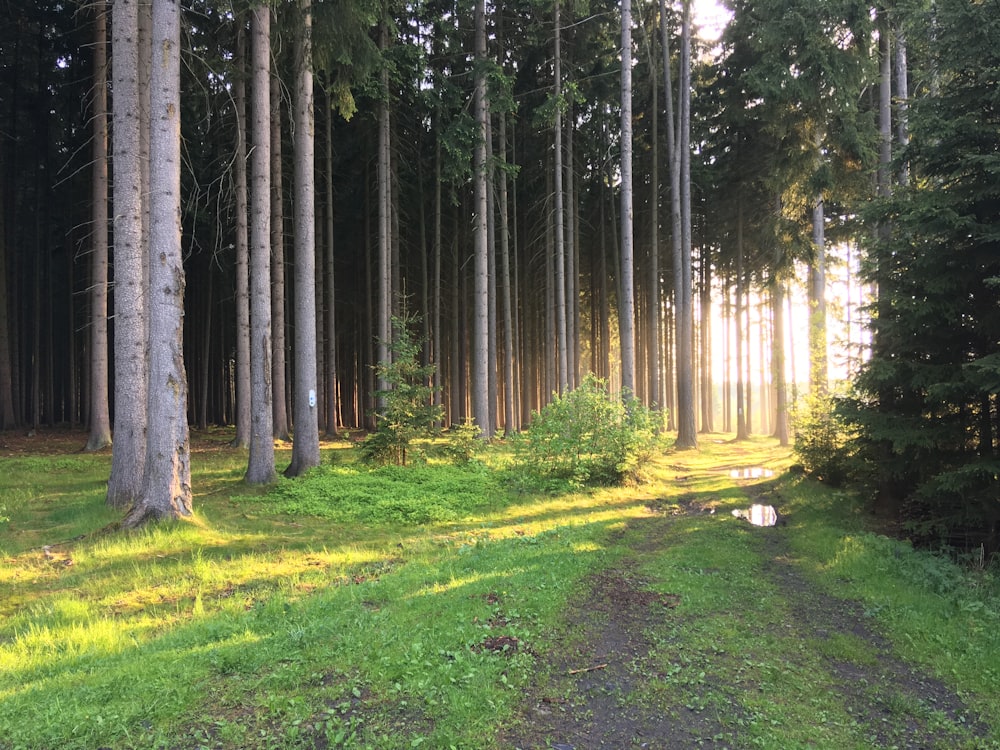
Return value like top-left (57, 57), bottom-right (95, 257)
top-left (729, 467), bottom-right (774, 479)
top-left (731, 504), bottom-right (781, 527)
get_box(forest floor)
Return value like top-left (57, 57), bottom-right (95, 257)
top-left (500, 477), bottom-right (994, 750)
top-left (2, 429), bottom-right (998, 749)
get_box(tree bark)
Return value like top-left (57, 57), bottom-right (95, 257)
top-left (86, 0), bottom-right (112, 452)
top-left (647, 17), bottom-right (661, 414)
top-left (270, 62), bottom-right (289, 441)
top-left (231, 20), bottom-right (251, 448)
top-left (553, 0), bottom-right (569, 394)
top-left (810, 187), bottom-right (827, 395)
top-left (286, 0), bottom-right (320, 477)
top-left (619, 0), bottom-right (636, 398)
top-left (125, 0), bottom-right (191, 527)
top-left (770, 277), bottom-right (789, 446)
top-left (323, 82), bottom-right (340, 436)
top-left (699, 245), bottom-right (713, 432)
top-left (107, 0), bottom-right (148, 507)
top-left (498, 108), bottom-right (516, 435)
top-left (0, 148), bottom-right (13, 429)
top-left (245, 5), bottom-right (276, 485)
top-left (376, 24), bottom-right (391, 410)
top-left (735, 195), bottom-right (748, 439)
top-left (470, 0), bottom-right (490, 436)
top-left (675, 0), bottom-right (696, 447)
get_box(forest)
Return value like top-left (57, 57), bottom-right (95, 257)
top-left (0, 0), bottom-right (997, 550)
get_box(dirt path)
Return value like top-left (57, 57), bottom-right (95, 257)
top-left (501, 489), bottom-right (993, 750)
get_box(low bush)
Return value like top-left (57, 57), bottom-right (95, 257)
top-left (513, 375), bottom-right (660, 486)
top-left (792, 387), bottom-right (857, 487)
top-left (361, 314), bottom-right (443, 467)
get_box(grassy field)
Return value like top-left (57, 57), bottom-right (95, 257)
top-left (1, 429), bottom-right (999, 749)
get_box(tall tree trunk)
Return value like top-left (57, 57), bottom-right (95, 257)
top-left (566, 95), bottom-right (579, 391)
top-left (722, 278), bottom-right (731, 432)
top-left (647, 19), bottom-right (661, 414)
top-left (485, 116), bottom-right (498, 435)
top-left (323, 82), bottom-right (340, 436)
top-left (894, 23), bottom-right (909, 187)
top-left (699, 245), bottom-right (713, 432)
top-left (245, 5), bottom-right (276, 485)
top-left (86, 0), bottom-right (112, 451)
top-left (735, 195), bottom-right (748, 439)
top-left (376, 24), bottom-right (391, 410)
top-left (872, 11), bottom-right (896, 516)
top-left (619, 0), bottom-right (636, 398)
top-left (810, 186), bottom-right (827, 395)
top-left (107, 0), bottom-right (147, 507)
top-left (498, 109), bottom-right (515, 434)
top-left (198, 270), bottom-right (212, 430)
top-left (125, 0), bottom-right (191, 527)
top-left (771, 278), bottom-right (789, 446)
top-left (664, 0), bottom-right (696, 447)
top-left (286, 0), bottom-right (320, 477)
top-left (0, 149), bottom-right (12, 429)
top-left (432, 104), bottom-right (443, 425)
top-left (470, 0), bottom-right (490, 436)
top-left (553, 0), bottom-right (569, 393)
top-left (231, 21), bottom-right (251, 448)
top-left (270, 63), bottom-right (289, 440)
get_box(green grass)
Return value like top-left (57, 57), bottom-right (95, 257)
top-left (1, 430), bottom-right (998, 749)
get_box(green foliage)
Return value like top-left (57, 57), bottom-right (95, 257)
top-left (438, 419), bottom-right (483, 465)
top-left (792, 387), bottom-right (857, 487)
top-left (361, 315), bottom-right (443, 467)
top-left (513, 375), bottom-right (660, 486)
top-left (840, 0), bottom-right (1000, 552)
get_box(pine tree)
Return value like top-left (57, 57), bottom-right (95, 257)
top-left (848, 0), bottom-right (1000, 551)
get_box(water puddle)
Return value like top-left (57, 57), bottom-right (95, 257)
top-left (728, 467), bottom-right (774, 479)
top-left (731, 504), bottom-right (781, 527)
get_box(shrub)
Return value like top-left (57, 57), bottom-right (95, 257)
top-left (361, 314), bottom-right (443, 466)
top-left (439, 419), bottom-right (482, 465)
top-left (514, 375), bottom-right (660, 485)
top-left (792, 387), bottom-right (858, 487)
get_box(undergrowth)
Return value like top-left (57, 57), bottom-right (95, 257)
top-left (232, 461), bottom-right (500, 525)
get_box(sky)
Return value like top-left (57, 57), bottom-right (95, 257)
top-left (692, 0), bottom-right (733, 42)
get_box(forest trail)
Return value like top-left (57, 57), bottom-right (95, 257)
top-left (500, 470), bottom-right (993, 750)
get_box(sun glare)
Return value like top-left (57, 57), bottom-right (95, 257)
top-left (693, 0), bottom-right (733, 42)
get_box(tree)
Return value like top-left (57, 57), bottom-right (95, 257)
top-left (85, 0), bottom-right (111, 452)
top-left (470, 0), bottom-right (490, 436)
top-left (619, 0), bottom-right (636, 397)
top-left (245, 5), bottom-right (276, 485)
top-left (285, 0), bottom-right (320, 478)
top-left (107, 0), bottom-right (147, 507)
top-left (125, 0), bottom-right (191, 527)
top-left (0, 147), bottom-right (11, 430)
top-left (362, 314), bottom-right (443, 466)
top-left (662, 0), bottom-right (696, 447)
top-left (553, 0), bottom-right (569, 394)
top-left (848, 0), bottom-right (1000, 551)
top-left (231, 20), bottom-right (251, 449)
top-left (270, 54), bottom-right (290, 442)
top-left (375, 21), bottom-right (392, 414)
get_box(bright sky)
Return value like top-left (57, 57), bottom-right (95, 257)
top-left (693, 0), bottom-right (733, 42)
